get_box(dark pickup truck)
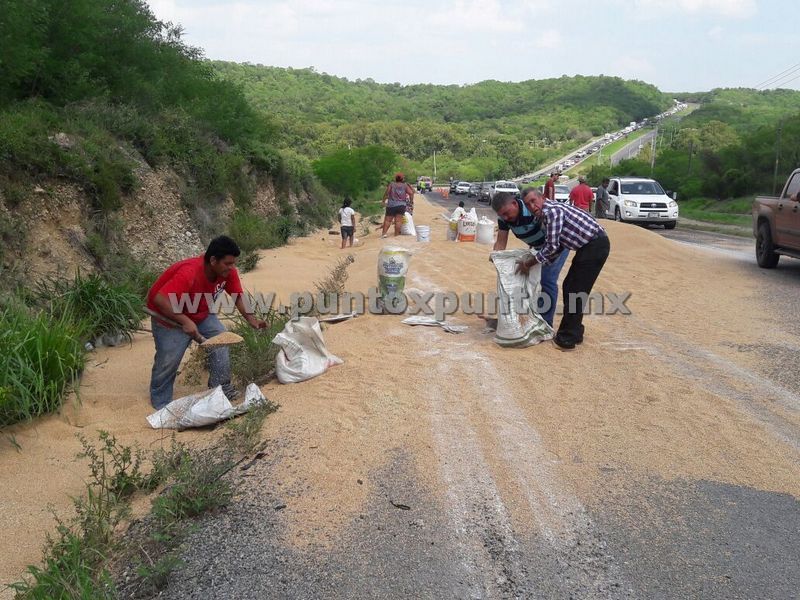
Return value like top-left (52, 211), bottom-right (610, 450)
top-left (753, 168), bottom-right (800, 268)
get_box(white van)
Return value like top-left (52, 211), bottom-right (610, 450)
top-left (606, 177), bottom-right (679, 229)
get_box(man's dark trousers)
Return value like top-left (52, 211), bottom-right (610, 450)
top-left (556, 234), bottom-right (610, 346)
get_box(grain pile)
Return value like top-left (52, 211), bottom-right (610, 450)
top-left (200, 331), bottom-right (244, 347)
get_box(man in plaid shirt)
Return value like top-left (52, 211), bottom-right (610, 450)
top-left (516, 189), bottom-right (611, 350)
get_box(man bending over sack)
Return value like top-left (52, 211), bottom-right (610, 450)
top-left (492, 191), bottom-right (569, 327)
top-left (146, 236), bottom-right (266, 409)
top-left (516, 190), bottom-right (610, 351)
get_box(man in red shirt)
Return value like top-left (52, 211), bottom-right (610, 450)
top-left (147, 235), bottom-right (266, 409)
top-left (568, 176), bottom-right (594, 212)
top-left (543, 171), bottom-right (558, 201)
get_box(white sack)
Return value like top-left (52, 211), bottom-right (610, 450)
top-left (273, 316), bottom-right (343, 383)
top-left (490, 249), bottom-right (554, 347)
top-left (147, 383), bottom-right (266, 430)
top-left (401, 211), bottom-right (416, 236)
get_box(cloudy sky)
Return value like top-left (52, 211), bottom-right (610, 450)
top-left (146, 0), bottom-right (798, 91)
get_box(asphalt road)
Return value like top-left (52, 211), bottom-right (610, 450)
top-left (610, 130), bottom-right (657, 166)
top-left (142, 201), bottom-right (799, 600)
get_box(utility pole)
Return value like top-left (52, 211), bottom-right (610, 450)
top-left (650, 128), bottom-right (657, 176)
top-left (433, 149), bottom-right (437, 181)
top-left (687, 139), bottom-right (694, 175)
top-left (773, 120), bottom-right (783, 195)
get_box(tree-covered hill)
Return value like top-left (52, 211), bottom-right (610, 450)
top-left (212, 62), bottom-right (671, 179)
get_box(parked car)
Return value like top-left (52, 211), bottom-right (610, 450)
top-left (752, 167), bottom-right (800, 268)
top-left (417, 176), bottom-right (432, 193)
top-left (541, 184), bottom-right (571, 202)
top-left (491, 180), bottom-right (520, 200)
top-left (605, 177), bottom-right (678, 228)
top-left (455, 181), bottom-right (471, 195)
top-left (479, 182), bottom-right (493, 203)
top-left (449, 180), bottom-right (458, 193)
top-left (468, 182), bottom-right (481, 197)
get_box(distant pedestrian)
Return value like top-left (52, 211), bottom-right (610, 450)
top-left (451, 200), bottom-right (467, 221)
top-left (543, 171), bottom-right (558, 201)
top-left (595, 178), bottom-right (610, 219)
top-left (517, 190), bottom-right (610, 351)
top-left (381, 173), bottom-right (415, 238)
top-left (569, 176), bottom-right (593, 212)
top-left (339, 198), bottom-right (357, 249)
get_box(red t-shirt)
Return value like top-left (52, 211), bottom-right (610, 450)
top-left (146, 256), bottom-right (243, 324)
top-left (569, 184), bottom-right (594, 211)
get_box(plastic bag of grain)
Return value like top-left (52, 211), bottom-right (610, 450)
top-left (490, 249), bottom-right (553, 347)
top-left (377, 246), bottom-right (411, 311)
top-left (401, 211), bottom-right (416, 236)
top-left (273, 317), bottom-right (343, 383)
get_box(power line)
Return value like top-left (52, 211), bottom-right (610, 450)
top-left (755, 62), bottom-right (800, 89)
top-left (757, 66), bottom-right (800, 89)
top-left (754, 61), bottom-right (800, 88)
top-left (762, 69), bottom-right (800, 90)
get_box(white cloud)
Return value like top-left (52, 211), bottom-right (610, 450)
top-left (633, 0), bottom-right (757, 18)
top-left (707, 25), bottom-right (724, 40)
top-left (534, 30), bottom-right (562, 49)
top-left (427, 0), bottom-right (525, 33)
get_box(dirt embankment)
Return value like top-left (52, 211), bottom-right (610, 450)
top-left (2, 195), bottom-right (798, 594)
top-left (0, 144), bottom-right (298, 279)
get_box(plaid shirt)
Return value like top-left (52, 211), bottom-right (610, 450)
top-left (533, 200), bottom-right (606, 265)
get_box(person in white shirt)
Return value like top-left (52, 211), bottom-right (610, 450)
top-left (339, 198), bottom-right (357, 249)
top-left (451, 200), bottom-right (467, 221)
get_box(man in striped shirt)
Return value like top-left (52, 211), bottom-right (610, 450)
top-left (492, 192), bottom-right (569, 326)
top-left (516, 189), bottom-right (610, 350)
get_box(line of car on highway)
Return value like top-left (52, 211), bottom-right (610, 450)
top-left (446, 176), bottom-right (679, 229)
top-left (449, 179), bottom-right (521, 203)
top-left (515, 101), bottom-right (689, 182)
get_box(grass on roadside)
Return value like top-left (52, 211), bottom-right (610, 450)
top-left (13, 393), bottom-right (279, 598)
top-left (34, 272), bottom-right (144, 344)
top-left (229, 307), bottom-right (289, 387)
top-left (679, 197), bottom-right (753, 227)
top-left (0, 304), bottom-right (85, 427)
top-left (228, 209), bottom-right (294, 273)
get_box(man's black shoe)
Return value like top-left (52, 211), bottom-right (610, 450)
top-left (553, 338), bottom-right (576, 351)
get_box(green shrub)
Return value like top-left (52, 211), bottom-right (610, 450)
top-left (237, 250), bottom-right (261, 273)
top-left (151, 447), bottom-right (234, 526)
top-left (34, 272), bottom-right (143, 343)
top-left (103, 255), bottom-right (158, 301)
top-left (228, 209), bottom-right (292, 252)
top-left (9, 525), bottom-right (116, 600)
top-left (229, 307), bottom-right (289, 386)
top-left (0, 304), bottom-right (84, 427)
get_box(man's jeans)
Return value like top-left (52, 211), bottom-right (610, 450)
top-left (538, 249), bottom-right (569, 327)
top-left (150, 314), bottom-right (237, 410)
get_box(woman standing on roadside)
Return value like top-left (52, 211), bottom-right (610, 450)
top-left (338, 197), bottom-right (357, 249)
top-left (381, 173), bottom-right (415, 238)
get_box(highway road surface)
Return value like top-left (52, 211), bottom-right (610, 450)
top-left (139, 195), bottom-right (799, 600)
